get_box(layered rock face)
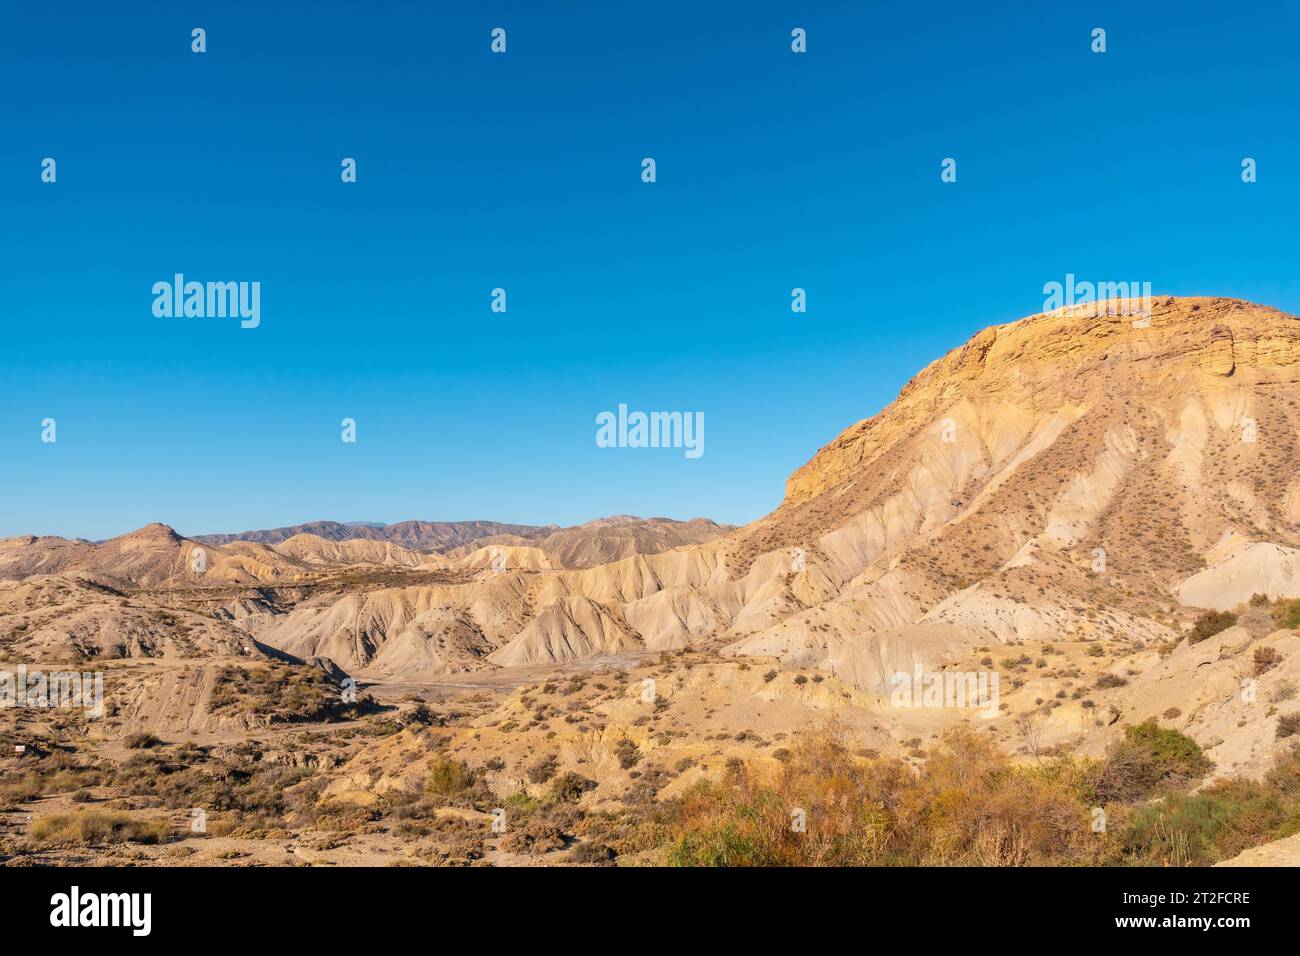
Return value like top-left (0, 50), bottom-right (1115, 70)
top-left (715, 297), bottom-right (1300, 681)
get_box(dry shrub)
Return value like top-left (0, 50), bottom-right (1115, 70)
top-left (499, 818), bottom-right (566, 855)
top-left (1254, 646), bottom-right (1283, 676)
top-left (0, 773), bottom-right (45, 807)
top-left (526, 754), bottom-right (558, 784)
top-left (1277, 714), bottom-right (1300, 740)
top-left (661, 726), bottom-right (1099, 866)
top-left (29, 811), bottom-right (169, 848)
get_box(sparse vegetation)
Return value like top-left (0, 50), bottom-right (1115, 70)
top-left (426, 757), bottom-right (477, 798)
top-left (207, 664), bottom-right (376, 723)
top-left (1119, 747), bottom-right (1300, 865)
top-left (1188, 610), bottom-right (1238, 645)
top-left (526, 754), bottom-right (559, 785)
top-left (1254, 646), bottom-right (1283, 676)
top-left (1090, 720), bottom-right (1211, 803)
top-left (661, 727), bottom-right (1100, 866)
top-left (29, 811), bottom-right (169, 849)
top-left (549, 772), bottom-right (597, 803)
top-left (656, 724), bottom-right (1291, 867)
top-left (615, 739), bottom-right (642, 770)
top-left (1273, 599), bottom-right (1300, 631)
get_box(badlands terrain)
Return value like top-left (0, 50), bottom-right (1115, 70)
top-left (3, 295), bottom-right (1300, 866)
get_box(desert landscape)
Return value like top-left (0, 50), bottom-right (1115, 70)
top-left (4, 296), bottom-right (1300, 867)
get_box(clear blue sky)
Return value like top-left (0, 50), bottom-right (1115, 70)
top-left (3, 1), bottom-right (1298, 540)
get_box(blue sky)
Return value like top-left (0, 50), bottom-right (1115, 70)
top-left (2, 1), bottom-right (1298, 540)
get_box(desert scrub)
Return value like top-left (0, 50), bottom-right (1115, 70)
top-left (0, 755), bottom-right (107, 806)
top-left (1277, 714), bottom-right (1300, 740)
top-left (526, 754), bottom-right (559, 784)
top-left (207, 664), bottom-right (374, 723)
top-left (424, 757), bottom-right (496, 809)
top-left (109, 749), bottom-right (313, 824)
top-left (549, 772), bottom-right (597, 803)
top-left (661, 728), bottom-right (1100, 867)
top-left (1254, 646), bottom-right (1283, 676)
top-left (0, 773), bottom-right (45, 807)
top-left (570, 840), bottom-right (617, 866)
top-left (656, 722), bottom-right (1260, 867)
top-left (499, 818), bottom-right (567, 855)
top-left (28, 811), bottom-right (169, 849)
top-left (1273, 598), bottom-right (1300, 630)
top-left (1115, 748), bottom-right (1300, 865)
top-left (1187, 611), bottom-right (1237, 645)
top-left (1089, 720), bottom-right (1210, 802)
top-left (615, 739), bottom-right (642, 770)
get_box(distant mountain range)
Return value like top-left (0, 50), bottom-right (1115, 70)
top-left (195, 519), bottom-right (555, 552)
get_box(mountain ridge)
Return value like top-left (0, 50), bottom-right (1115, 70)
top-left (5, 297), bottom-right (1299, 704)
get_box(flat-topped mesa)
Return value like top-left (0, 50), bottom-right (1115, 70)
top-left (784, 296), bottom-right (1300, 506)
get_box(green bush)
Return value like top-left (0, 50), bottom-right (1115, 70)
top-left (1273, 599), bottom-right (1300, 630)
top-left (1188, 611), bottom-right (1237, 645)
top-left (1116, 754), bottom-right (1300, 866)
top-left (1091, 720), bottom-right (1210, 803)
top-left (426, 758), bottom-right (476, 798)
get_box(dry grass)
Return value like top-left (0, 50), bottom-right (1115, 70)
top-left (29, 811), bottom-right (170, 849)
top-left (654, 721), bottom-right (1277, 867)
top-left (660, 727), bottom-right (1102, 866)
